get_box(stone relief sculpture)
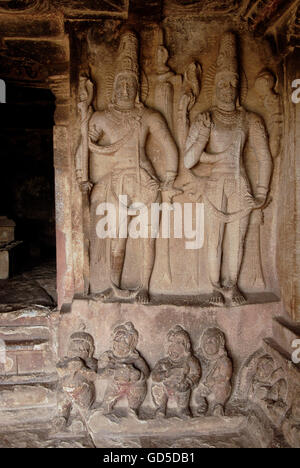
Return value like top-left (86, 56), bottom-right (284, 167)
top-left (249, 355), bottom-right (287, 412)
top-left (98, 322), bottom-right (150, 420)
top-left (253, 70), bottom-right (283, 159)
top-left (148, 41), bottom-right (177, 133)
top-left (147, 27), bottom-right (201, 144)
top-left (56, 331), bottom-right (98, 431)
top-left (151, 325), bottom-right (201, 419)
top-left (75, 76), bottom-right (94, 293)
top-left (145, 27), bottom-right (200, 284)
top-left (282, 395), bottom-right (300, 448)
top-left (178, 62), bottom-right (202, 150)
top-left (196, 327), bottom-right (233, 416)
top-left (76, 30), bottom-right (179, 303)
top-left (184, 31), bottom-right (273, 307)
top-left (244, 69), bottom-right (283, 290)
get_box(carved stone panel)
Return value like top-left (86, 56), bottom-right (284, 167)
top-left (71, 24), bottom-right (281, 308)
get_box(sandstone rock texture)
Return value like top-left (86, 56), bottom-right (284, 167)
top-left (0, 0), bottom-right (299, 448)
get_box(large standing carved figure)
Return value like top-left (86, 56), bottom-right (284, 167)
top-left (98, 322), bottom-right (150, 419)
top-left (76, 31), bottom-right (178, 303)
top-left (151, 325), bottom-right (201, 419)
top-left (184, 32), bottom-right (273, 307)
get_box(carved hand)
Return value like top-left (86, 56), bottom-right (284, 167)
top-left (145, 177), bottom-right (160, 191)
top-left (244, 192), bottom-right (267, 210)
top-left (253, 195), bottom-right (267, 208)
top-left (183, 176), bottom-right (208, 202)
top-left (177, 382), bottom-right (191, 392)
top-left (79, 181), bottom-right (93, 193)
top-left (160, 173), bottom-right (183, 203)
top-left (196, 112), bottom-right (212, 137)
top-left (179, 93), bottom-right (194, 114)
top-left (198, 382), bottom-right (211, 397)
top-left (89, 127), bottom-right (99, 143)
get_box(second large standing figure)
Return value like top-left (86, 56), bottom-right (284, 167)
top-left (184, 32), bottom-right (273, 307)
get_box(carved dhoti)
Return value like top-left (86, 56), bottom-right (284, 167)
top-left (152, 382), bottom-right (191, 411)
top-left (103, 380), bottom-right (147, 411)
top-left (90, 167), bottom-right (160, 293)
top-left (205, 174), bottom-right (252, 288)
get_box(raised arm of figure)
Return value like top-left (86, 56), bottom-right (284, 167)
top-left (184, 113), bottom-right (212, 169)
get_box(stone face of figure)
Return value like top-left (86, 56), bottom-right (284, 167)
top-left (215, 71), bottom-right (239, 108)
top-left (113, 74), bottom-right (138, 109)
top-left (112, 325), bottom-right (138, 359)
top-left (196, 328), bottom-right (232, 417)
top-left (98, 322), bottom-right (150, 419)
top-left (256, 356), bottom-right (274, 381)
top-left (254, 71), bottom-right (276, 99)
top-left (151, 325), bottom-right (201, 419)
top-left (156, 45), bottom-right (169, 74)
top-left (184, 31), bottom-right (273, 307)
top-left (56, 332), bottom-right (98, 430)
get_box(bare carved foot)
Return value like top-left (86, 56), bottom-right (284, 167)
top-left (97, 288), bottom-right (114, 301)
top-left (230, 286), bottom-right (247, 307)
top-left (208, 290), bottom-right (225, 307)
top-left (174, 408), bottom-right (192, 420)
top-left (105, 413), bottom-right (121, 424)
top-left (135, 289), bottom-right (150, 305)
top-left (96, 285), bottom-right (135, 302)
top-left (212, 404), bottom-right (225, 417)
top-left (155, 408), bottom-right (166, 419)
top-left (128, 408), bottom-right (140, 419)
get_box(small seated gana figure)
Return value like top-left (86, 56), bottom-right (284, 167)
top-left (196, 327), bottom-right (232, 416)
top-left (151, 325), bottom-right (201, 419)
top-left (98, 322), bottom-right (150, 419)
top-left (56, 332), bottom-right (98, 430)
top-left (250, 355), bottom-right (287, 410)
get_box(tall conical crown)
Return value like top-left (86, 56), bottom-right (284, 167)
top-left (115, 30), bottom-right (139, 80)
top-left (216, 32), bottom-right (238, 77)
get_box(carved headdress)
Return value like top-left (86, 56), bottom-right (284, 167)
top-left (115, 31), bottom-right (139, 81)
top-left (215, 31), bottom-right (239, 79)
top-left (70, 331), bottom-right (95, 350)
top-left (167, 325), bottom-right (192, 353)
top-left (113, 322), bottom-right (139, 348)
top-left (203, 31), bottom-right (248, 106)
top-left (111, 30), bottom-right (141, 104)
top-left (199, 327), bottom-right (228, 361)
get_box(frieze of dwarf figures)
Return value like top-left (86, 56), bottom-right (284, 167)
top-left (56, 321), bottom-right (298, 447)
top-left (56, 322), bottom-right (234, 425)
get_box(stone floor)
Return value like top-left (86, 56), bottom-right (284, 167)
top-left (0, 261), bottom-right (56, 312)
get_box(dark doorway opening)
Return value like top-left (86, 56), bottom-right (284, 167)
top-left (0, 83), bottom-right (57, 309)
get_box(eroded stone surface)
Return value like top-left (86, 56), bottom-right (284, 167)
top-left (0, 0), bottom-right (299, 449)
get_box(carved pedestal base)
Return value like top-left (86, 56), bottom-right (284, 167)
top-left (87, 413), bottom-right (269, 449)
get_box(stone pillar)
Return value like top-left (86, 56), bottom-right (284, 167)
top-left (278, 49), bottom-right (300, 322)
top-left (50, 73), bottom-right (75, 309)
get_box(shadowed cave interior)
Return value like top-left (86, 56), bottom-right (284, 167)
top-left (0, 83), bottom-right (57, 310)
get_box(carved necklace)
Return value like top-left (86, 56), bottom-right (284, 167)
top-left (106, 104), bottom-right (143, 130)
top-left (213, 107), bottom-right (239, 126)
